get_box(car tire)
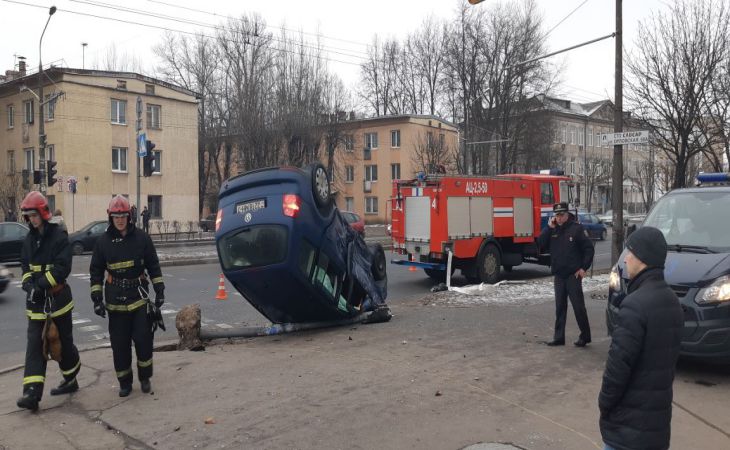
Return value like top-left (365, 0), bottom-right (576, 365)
top-left (308, 163), bottom-right (332, 209)
top-left (600, 230), bottom-right (607, 241)
top-left (368, 243), bottom-right (387, 281)
top-left (477, 244), bottom-right (501, 284)
top-left (72, 242), bottom-right (84, 256)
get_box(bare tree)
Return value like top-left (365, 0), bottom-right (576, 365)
top-left (626, 0), bottom-right (730, 188)
top-left (410, 131), bottom-right (457, 175)
top-left (0, 172), bottom-right (24, 219)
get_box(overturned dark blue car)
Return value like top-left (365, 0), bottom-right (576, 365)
top-left (214, 164), bottom-right (388, 324)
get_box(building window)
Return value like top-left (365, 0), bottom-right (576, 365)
top-left (365, 197), bottom-right (378, 214)
top-left (148, 195), bottom-right (162, 218)
top-left (553, 127), bottom-right (559, 144)
top-left (112, 147), bottom-right (128, 172)
top-left (152, 150), bottom-right (161, 174)
top-left (45, 95), bottom-right (56, 121)
top-left (145, 84), bottom-right (155, 95)
top-left (7, 150), bottom-right (15, 174)
top-left (345, 165), bottom-right (354, 183)
top-left (570, 126), bottom-right (575, 145)
top-left (7, 105), bottom-right (14, 128)
top-left (111, 99), bottom-right (126, 125)
top-left (365, 132), bottom-right (378, 149)
top-left (427, 131), bottom-right (434, 148)
top-left (391, 163), bottom-right (401, 180)
top-left (596, 133), bottom-right (601, 148)
top-left (439, 133), bottom-right (445, 149)
top-left (117, 80), bottom-right (127, 90)
top-left (561, 126), bottom-right (566, 144)
top-left (24, 101), bottom-right (34, 124)
top-left (147, 104), bottom-right (161, 129)
top-left (365, 165), bottom-right (378, 182)
top-left (344, 135), bottom-right (354, 151)
top-left (345, 197), bottom-right (354, 211)
top-left (391, 130), bottom-right (400, 148)
top-left (47, 145), bottom-right (55, 163)
top-left (24, 148), bottom-right (35, 170)
top-left (588, 128), bottom-right (593, 147)
top-left (569, 157), bottom-right (576, 175)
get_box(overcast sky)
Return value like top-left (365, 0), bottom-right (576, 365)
top-left (1, 0), bottom-right (669, 104)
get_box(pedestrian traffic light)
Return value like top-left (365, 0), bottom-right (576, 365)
top-left (143, 140), bottom-right (155, 177)
top-left (69, 178), bottom-right (77, 194)
top-left (33, 170), bottom-right (42, 185)
top-left (47, 160), bottom-right (58, 187)
top-left (22, 169), bottom-right (30, 190)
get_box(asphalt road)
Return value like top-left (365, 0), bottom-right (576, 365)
top-left (0, 238), bottom-right (611, 358)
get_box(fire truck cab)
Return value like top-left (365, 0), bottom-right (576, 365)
top-left (390, 172), bottom-right (574, 284)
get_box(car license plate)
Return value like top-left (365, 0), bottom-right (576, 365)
top-left (236, 199), bottom-right (266, 214)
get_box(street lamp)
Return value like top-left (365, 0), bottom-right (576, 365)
top-left (38, 5), bottom-right (56, 194)
top-left (82, 42), bottom-right (88, 69)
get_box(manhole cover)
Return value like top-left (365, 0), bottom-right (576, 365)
top-left (461, 444), bottom-right (524, 450)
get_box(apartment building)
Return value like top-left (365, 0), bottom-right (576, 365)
top-left (0, 65), bottom-right (198, 232)
top-left (541, 96), bottom-right (659, 213)
top-left (332, 115), bottom-right (459, 224)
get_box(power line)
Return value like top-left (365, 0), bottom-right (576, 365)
top-left (146, 0), bottom-right (372, 49)
top-left (544, 0), bottom-right (592, 39)
top-left (1, 0), bottom-right (366, 68)
top-left (70, 0), bottom-right (371, 60)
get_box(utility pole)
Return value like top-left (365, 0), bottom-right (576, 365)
top-left (611, 0), bottom-right (624, 265)
top-left (82, 42), bottom-right (87, 69)
top-left (136, 96), bottom-right (143, 226)
top-left (37, 5), bottom-right (57, 194)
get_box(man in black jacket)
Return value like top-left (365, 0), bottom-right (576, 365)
top-left (90, 195), bottom-right (165, 397)
top-left (537, 202), bottom-right (594, 347)
top-left (599, 226), bottom-right (682, 450)
top-left (17, 191), bottom-right (81, 411)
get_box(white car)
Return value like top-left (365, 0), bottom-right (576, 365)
top-left (597, 209), bottom-right (630, 227)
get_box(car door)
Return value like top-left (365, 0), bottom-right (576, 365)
top-left (85, 222), bottom-right (107, 250)
top-left (0, 223), bottom-right (28, 261)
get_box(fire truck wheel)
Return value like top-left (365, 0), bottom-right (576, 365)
top-left (307, 163), bottom-right (332, 209)
top-left (477, 244), bottom-right (501, 284)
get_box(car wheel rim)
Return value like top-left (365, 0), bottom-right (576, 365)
top-left (484, 254), bottom-right (497, 275)
top-left (315, 168), bottom-right (329, 201)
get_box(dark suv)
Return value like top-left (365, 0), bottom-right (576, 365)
top-left (607, 173), bottom-right (730, 361)
top-left (215, 164), bottom-right (388, 324)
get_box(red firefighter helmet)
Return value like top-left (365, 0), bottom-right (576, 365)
top-left (21, 191), bottom-right (52, 221)
top-left (107, 195), bottom-right (131, 223)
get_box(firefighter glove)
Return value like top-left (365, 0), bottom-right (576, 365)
top-left (153, 283), bottom-right (165, 308)
top-left (93, 301), bottom-right (106, 318)
top-left (22, 279), bottom-right (34, 294)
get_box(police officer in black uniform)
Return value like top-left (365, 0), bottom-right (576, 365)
top-left (17, 191), bottom-right (81, 411)
top-left (90, 195), bottom-right (165, 397)
top-left (538, 202), bottom-right (594, 347)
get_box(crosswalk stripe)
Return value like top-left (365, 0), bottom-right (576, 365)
top-left (73, 318), bottom-right (91, 325)
top-left (78, 325), bottom-right (102, 332)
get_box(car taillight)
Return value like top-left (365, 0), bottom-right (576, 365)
top-left (215, 209), bottom-right (223, 232)
top-left (283, 194), bottom-right (301, 218)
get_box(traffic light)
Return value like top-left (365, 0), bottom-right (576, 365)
top-left (22, 169), bottom-right (30, 190)
top-left (143, 140), bottom-right (155, 177)
top-left (47, 160), bottom-right (58, 187)
top-left (33, 170), bottom-right (42, 185)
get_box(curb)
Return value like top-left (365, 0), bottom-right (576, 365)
top-left (159, 257), bottom-right (220, 268)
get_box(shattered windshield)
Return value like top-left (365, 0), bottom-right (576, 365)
top-left (643, 191), bottom-right (730, 251)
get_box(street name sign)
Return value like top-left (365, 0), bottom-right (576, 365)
top-left (601, 130), bottom-right (649, 146)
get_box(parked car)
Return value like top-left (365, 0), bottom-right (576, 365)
top-left (577, 212), bottom-right (607, 240)
top-left (341, 211), bottom-right (365, 236)
top-left (0, 264), bottom-right (11, 293)
top-left (199, 214), bottom-right (216, 232)
top-left (597, 209), bottom-right (629, 227)
top-left (215, 164), bottom-right (388, 324)
top-left (0, 221), bottom-right (29, 263)
top-left (68, 220), bottom-right (108, 255)
top-left (607, 173), bottom-right (730, 361)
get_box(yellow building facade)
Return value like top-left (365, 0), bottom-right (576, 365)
top-left (0, 67), bottom-right (198, 232)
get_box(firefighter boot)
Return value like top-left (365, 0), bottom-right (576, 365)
top-left (119, 381), bottom-right (133, 398)
top-left (17, 388), bottom-right (40, 412)
top-left (140, 378), bottom-right (151, 394)
top-left (50, 377), bottom-right (79, 396)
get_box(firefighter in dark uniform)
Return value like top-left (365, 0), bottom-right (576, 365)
top-left (90, 195), bottom-right (165, 397)
top-left (17, 191), bottom-right (81, 411)
top-left (538, 202), bottom-right (595, 347)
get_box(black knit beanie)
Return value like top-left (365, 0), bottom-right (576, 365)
top-left (626, 226), bottom-right (667, 268)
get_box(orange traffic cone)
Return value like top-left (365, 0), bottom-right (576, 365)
top-left (408, 255), bottom-right (418, 272)
top-left (215, 273), bottom-right (228, 300)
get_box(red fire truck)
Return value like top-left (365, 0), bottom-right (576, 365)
top-left (390, 171), bottom-right (575, 283)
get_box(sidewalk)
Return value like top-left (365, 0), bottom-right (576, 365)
top-left (1, 287), bottom-right (728, 449)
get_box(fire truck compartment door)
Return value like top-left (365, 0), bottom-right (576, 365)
top-left (470, 197), bottom-right (493, 236)
top-left (513, 197), bottom-right (533, 237)
top-left (405, 196), bottom-right (431, 241)
top-left (448, 197), bottom-right (470, 238)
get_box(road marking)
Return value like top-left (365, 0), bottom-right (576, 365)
top-left (73, 318), bottom-right (91, 325)
top-left (216, 323), bottom-right (233, 329)
top-left (233, 292), bottom-right (242, 297)
top-left (89, 333), bottom-right (110, 341)
top-left (161, 309), bottom-right (178, 315)
top-left (78, 325), bottom-right (102, 332)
